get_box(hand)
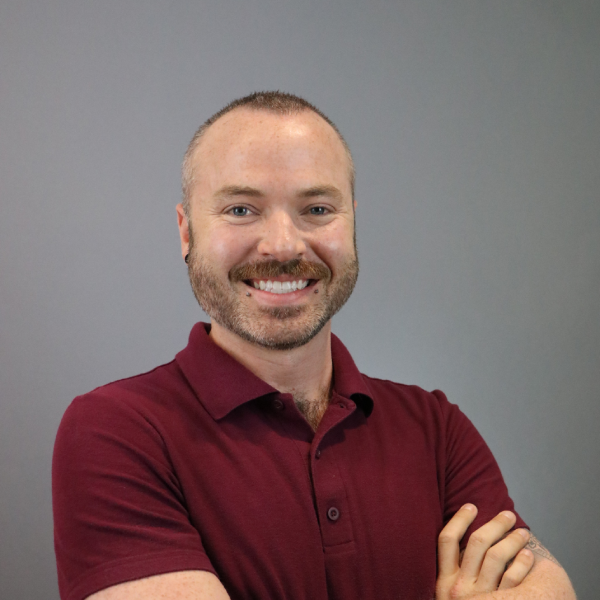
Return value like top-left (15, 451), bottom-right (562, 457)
top-left (436, 504), bottom-right (535, 599)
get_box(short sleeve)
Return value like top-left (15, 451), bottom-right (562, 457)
top-left (432, 390), bottom-right (528, 548)
top-left (52, 392), bottom-right (216, 600)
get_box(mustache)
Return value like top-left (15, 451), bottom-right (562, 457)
top-left (230, 259), bottom-right (331, 282)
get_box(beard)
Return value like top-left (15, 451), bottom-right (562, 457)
top-left (186, 229), bottom-right (359, 351)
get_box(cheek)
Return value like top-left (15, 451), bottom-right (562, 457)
top-left (197, 225), bottom-right (255, 268)
top-left (313, 221), bottom-right (355, 265)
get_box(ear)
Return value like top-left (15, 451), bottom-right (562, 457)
top-left (353, 199), bottom-right (357, 211)
top-left (176, 203), bottom-right (189, 260)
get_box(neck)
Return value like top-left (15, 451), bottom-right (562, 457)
top-left (209, 320), bottom-right (333, 408)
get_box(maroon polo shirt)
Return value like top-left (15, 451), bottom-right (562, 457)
top-left (53, 323), bottom-right (526, 600)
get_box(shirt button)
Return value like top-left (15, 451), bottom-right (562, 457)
top-left (327, 506), bottom-right (340, 521)
top-left (315, 449), bottom-right (321, 459)
top-left (273, 399), bottom-right (284, 411)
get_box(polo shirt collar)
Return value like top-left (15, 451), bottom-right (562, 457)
top-left (330, 332), bottom-right (374, 416)
top-left (176, 322), bottom-right (374, 420)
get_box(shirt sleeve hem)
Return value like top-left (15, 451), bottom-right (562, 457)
top-left (64, 549), bottom-right (217, 600)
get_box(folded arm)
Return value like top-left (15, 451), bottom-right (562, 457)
top-left (494, 533), bottom-right (575, 599)
top-left (85, 570), bottom-right (231, 600)
top-left (436, 505), bottom-right (576, 599)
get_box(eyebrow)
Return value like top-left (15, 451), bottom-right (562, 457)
top-left (214, 185), bottom-right (264, 198)
top-left (298, 185), bottom-right (344, 200)
top-left (213, 184), bottom-right (344, 201)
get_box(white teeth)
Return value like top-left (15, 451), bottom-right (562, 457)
top-left (250, 279), bottom-right (311, 294)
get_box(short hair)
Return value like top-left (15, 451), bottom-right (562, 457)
top-left (181, 91), bottom-right (355, 216)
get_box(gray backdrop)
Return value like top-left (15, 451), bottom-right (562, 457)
top-left (1, 1), bottom-right (599, 598)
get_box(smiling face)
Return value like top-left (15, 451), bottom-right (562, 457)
top-left (177, 107), bottom-right (358, 350)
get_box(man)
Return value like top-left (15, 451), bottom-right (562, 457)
top-left (53, 92), bottom-right (575, 599)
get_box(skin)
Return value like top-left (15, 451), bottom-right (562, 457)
top-left (86, 109), bottom-right (576, 599)
top-left (437, 506), bottom-right (576, 600)
top-left (176, 107), bottom-right (357, 407)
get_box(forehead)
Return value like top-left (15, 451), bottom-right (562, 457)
top-left (190, 108), bottom-right (351, 195)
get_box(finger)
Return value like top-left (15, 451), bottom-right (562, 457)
top-left (460, 510), bottom-right (517, 579)
top-left (475, 529), bottom-right (530, 591)
top-left (498, 548), bottom-right (535, 590)
top-left (437, 504), bottom-right (478, 577)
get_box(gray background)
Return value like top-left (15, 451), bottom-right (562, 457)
top-left (1, 1), bottom-right (599, 598)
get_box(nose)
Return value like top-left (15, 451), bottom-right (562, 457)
top-left (256, 210), bottom-right (307, 261)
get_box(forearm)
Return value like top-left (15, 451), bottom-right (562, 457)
top-left (474, 560), bottom-right (576, 600)
top-left (435, 509), bottom-right (576, 600)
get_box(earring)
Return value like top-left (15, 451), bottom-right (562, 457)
top-left (184, 254), bottom-right (189, 264)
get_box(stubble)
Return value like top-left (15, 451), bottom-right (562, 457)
top-left (186, 228), bottom-right (358, 350)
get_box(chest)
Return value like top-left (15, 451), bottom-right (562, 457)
top-left (168, 399), bottom-right (443, 600)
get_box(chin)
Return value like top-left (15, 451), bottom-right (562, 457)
top-left (222, 308), bottom-right (330, 351)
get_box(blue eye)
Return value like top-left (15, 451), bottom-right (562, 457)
top-left (231, 206), bottom-right (250, 217)
top-left (309, 206), bottom-right (327, 215)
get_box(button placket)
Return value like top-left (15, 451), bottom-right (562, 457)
top-left (309, 393), bottom-right (356, 547)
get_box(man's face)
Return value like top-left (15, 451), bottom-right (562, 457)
top-left (178, 108), bottom-right (358, 350)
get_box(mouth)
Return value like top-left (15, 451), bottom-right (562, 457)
top-left (244, 278), bottom-right (318, 295)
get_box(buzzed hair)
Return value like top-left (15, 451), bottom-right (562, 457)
top-left (181, 91), bottom-right (355, 216)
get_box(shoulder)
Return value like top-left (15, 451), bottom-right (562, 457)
top-left (53, 360), bottom-right (201, 493)
top-left (83, 358), bottom-right (185, 403)
top-left (362, 374), bottom-right (454, 414)
top-left (56, 358), bottom-right (196, 449)
top-left (358, 374), bottom-right (473, 444)
top-left (72, 357), bottom-right (192, 411)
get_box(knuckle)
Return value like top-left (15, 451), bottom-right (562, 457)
top-left (486, 547), bottom-right (505, 564)
top-left (511, 532), bottom-right (528, 547)
top-left (502, 573), bottom-right (517, 587)
top-left (469, 532), bottom-right (487, 546)
top-left (438, 531), bottom-right (455, 545)
top-left (449, 583), bottom-right (465, 600)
